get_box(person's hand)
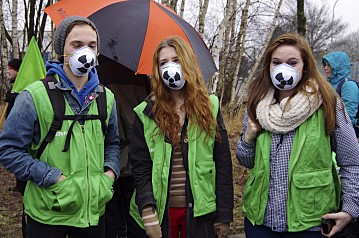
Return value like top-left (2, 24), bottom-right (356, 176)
top-left (55, 174), bottom-right (66, 183)
top-left (104, 169), bottom-right (116, 180)
top-left (244, 117), bottom-right (261, 144)
top-left (321, 211), bottom-right (353, 237)
top-left (214, 222), bottom-right (230, 238)
top-left (142, 206), bottom-right (162, 238)
top-left (144, 223), bottom-right (162, 238)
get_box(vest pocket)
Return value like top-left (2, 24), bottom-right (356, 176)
top-left (49, 176), bottom-right (82, 215)
top-left (292, 169), bottom-right (336, 219)
top-left (98, 173), bottom-right (114, 211)
top-left (194, 160), bottom-right (216, 204)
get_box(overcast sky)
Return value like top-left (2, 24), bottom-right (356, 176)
top-left (312, 0), bottom-right (359, 33)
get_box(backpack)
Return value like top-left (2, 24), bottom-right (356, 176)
top-left (336, 78), bottom-right (359, 138)
top-left (37, 75), bottom-right (108, 158)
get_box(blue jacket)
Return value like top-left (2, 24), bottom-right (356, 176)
top-left (0, 62), bottom-right (120, 188)
top-left (323, 52), bottom-right (359, 124)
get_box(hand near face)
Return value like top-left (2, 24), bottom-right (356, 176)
top-left (244, 117), bottom-right (261, 144)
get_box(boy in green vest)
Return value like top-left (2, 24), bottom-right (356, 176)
top-left (0, 16), bottom-right (120, 238)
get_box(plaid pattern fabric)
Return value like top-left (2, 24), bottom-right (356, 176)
top-left (236, 100), bottom-right (359, 232)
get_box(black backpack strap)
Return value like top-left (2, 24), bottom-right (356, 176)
top-left (37, 76), bottom-right (65, 158)
top-left (335, 78), bottom-right (348, 96)
top-left (96, 84), bottom-right (108, 136)
top-left (336, 79), bottom-right (359, 119)
top-left (62, 85), bottom-right (108, 152)
top-left (37, 80), bottom-right (108, 157)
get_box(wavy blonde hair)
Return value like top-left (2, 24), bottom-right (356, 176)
top-left (248, 33), bottom-right (340, 135)
top-left (150, 36), bottom-right (218, 144)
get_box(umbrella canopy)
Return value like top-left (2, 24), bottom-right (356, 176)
top-left (44, 0), bottom-right (217, 81)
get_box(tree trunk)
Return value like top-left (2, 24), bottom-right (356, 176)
top-left (220, 0), bottom-right (236, 107)
top-left (169, 0), bottom-right (178, 12)
top-left (179, 0), bottom-right (185, 18)
top-left (234, 0), bottom-right (284, 108)
top-left (0, 0), bottom-right (9, 100)
top-left (27, 0), bottom-right (35, 43)
top-left (297, 0), bottom-right (306, 36)
top-left (11, 0), bottom-right (20, 58)
top-left (38, 0), bottom-right (51, 50)
top-left (229, 0), bottom-right (251, 106)
top-left (211, 0), bottom-right (233, 94)
top-left (198, 0), bottom-right (209, 35)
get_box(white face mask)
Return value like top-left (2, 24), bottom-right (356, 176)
top-left (67, 46), bottom-right (97, 76)
top-left (270, 63), bottom-right (303, 90)
top-left (160, 62), bottom-right (185, 90)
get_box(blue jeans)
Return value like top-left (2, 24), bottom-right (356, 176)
top-left (244, 217), bottom-right (325, 238)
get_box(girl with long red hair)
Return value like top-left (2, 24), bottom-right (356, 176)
top-left (128, 36), bottom-right (233, 238)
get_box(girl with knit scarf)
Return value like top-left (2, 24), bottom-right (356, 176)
top-left (236, 33), bottom-right (359, 238)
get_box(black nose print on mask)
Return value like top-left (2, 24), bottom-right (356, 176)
top-left (275, 73), bottom-right (294, 86)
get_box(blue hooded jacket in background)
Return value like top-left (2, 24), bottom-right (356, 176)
top-left (323, 52), bottom-right (359, 125)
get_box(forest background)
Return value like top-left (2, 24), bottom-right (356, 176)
top-left (0, 0), bottom-right (358, 237)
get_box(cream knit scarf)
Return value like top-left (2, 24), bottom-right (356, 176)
top-left (256, 86), bottom-right (323, 134)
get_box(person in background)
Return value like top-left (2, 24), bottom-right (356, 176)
top-left (4, 58), bottom-right (22, 117)
top-left (97, 55), bottom-right (151, 238)
top-left (0, 16), bottom-right (120, 238)
top-left (236, 33), bottom-right (359, 238)
top-left (129, 36), bottom-right (233, 238)
top-left (4, 58), bottom-right (25, 194)
top-left (322, 52), bottom-right (359, 140)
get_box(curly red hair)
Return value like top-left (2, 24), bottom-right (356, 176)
top-left (150, 36), bottom-right (218, 144)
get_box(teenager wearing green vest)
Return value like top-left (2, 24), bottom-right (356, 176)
top-left (128, 36), bottom-right (233, 238)
top-left (0, 16), bottom-right (120, 238)
top-left (236, 33), bottom-right (359, 238)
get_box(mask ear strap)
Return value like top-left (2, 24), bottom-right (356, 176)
top-left (62, 53), bottom-right (73, 57)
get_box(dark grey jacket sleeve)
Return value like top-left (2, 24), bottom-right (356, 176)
top-left (214, 110), bottom-right (234, 223)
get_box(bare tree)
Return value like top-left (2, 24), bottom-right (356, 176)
top-left (11, 0), bottom-right (20, 58)
top-left (210, 0), bottom-right (234, 94)
top-left (0, 0), bottom-right (9, 100)
top-left (280, 2), bottom-right (348, 55)
top-left (228, 0), bottom-right (251, 106)
top-left (297, 0), bottom-right (306, 36)
top-left (198, 0), bottom-right (209, 35)
top-left (24, 0), bottom-right (51, 48)
top-left (331, 30), bottom-right (359, 62)
top-left (179, 0), bottom-right (186, 17)
top-left (234, 0), bottom-right (284, 109)
top-left (219, 0), bottom-right (237, 107)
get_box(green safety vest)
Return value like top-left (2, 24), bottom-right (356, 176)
top-left (130, 95), bottom-right (219, 228)
top-left (23, 80), bottom-right (115, 227)
top-left (243, 108), bottom-right (341, 231)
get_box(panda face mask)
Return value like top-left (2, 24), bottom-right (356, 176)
top-left (270, 63), bottom-right (303, 91)
top-left (160, 62), bottom-right (185, 90)
top-left (67, 46), bottom-right (96, 76)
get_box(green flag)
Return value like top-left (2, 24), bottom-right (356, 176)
top-left (12, 36), bottom-right (46, 93)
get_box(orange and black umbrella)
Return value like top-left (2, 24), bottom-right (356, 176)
top-left (44, 0), bottom-right (217, 80)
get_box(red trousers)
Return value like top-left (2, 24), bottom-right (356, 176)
top-left (169, 207), bottom-right (186, 238)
